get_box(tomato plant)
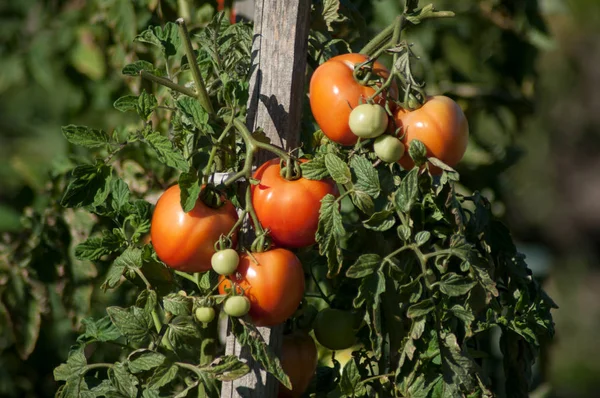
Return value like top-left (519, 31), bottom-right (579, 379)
top-left (251, 159), bottom-right (338, 248)
top-left (309, 53), bottom-right (396, 146)
top-left (150, 184), bottom-right (239, 273)
top-left (219, 249), bottom-right (305, 327)
top-left (278, 332), bottom-right (318, 398)
top-left (195, 307), bottom-right (216, 324)
top-left (223, 296), bottom-right (251, 317)
top-left (373, 134), bottom-right (405, 163)
top-left (395, 95), bottom-right (469, 171)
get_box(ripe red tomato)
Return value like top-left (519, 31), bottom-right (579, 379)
top-left (251, 159), bottom-right (338, 248)
top-left (150, 184), bottom-right (238, 273)
top-left (218, 249), bottom-right (305, 327)
top-left (278, 332), bottom-right (318, 398)
top-left (309, 53), bottom-right (397, 146)
top-left (394, 96), bottom-right (469, 172)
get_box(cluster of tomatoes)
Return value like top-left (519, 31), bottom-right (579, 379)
top-left (148, 52), bottom-right (470, 397)
top-left (310, 53), bottom-right (469, 170)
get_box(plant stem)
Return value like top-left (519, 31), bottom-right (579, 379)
top-left (140, 70), bottom-right (197, 98)
top-left (226, 210), bottom-right (247, 240)
top-left (359, 372), bottom-right (395, 385)
top-left (203, 117), bottom-right (235, 183)
top-left (85, 363), bottom-right (114, 372)
top-left (134, 267), bottom-right (153, 290)
top-left (176, 18), bottom-right (215, 116)
top-left (360, 23), bottom-right (395, 55)
top-left (175, 270), bottom-right (198, 283)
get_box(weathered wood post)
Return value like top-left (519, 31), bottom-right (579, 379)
top-left (220, 0), bottom-right (311, 397)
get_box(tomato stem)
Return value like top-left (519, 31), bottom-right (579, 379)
top-left (174, 270), bottom-right (198, 283)
top-left (176, 18), bottom-right (216, 116)
top-left (203, 116), bottom-right (235, 183)
top-left (139, 70), bottom-right (197, 98)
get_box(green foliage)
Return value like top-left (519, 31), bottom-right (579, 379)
top-left (0, 1), bottom-right (558, 397)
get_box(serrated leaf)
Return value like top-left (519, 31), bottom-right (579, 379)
top-left (395, 167), bottom-right (419, 213)
top-left (439, 273), bottom-right (477, 297)
top-left (144, 131), bottom-right (190, 172)
top-left (346, 254), bottom-right (381, 279)
top-left (111, 178), bottom-right (130, 213)
top-left (408, 139), bottom-right (428, 165)
top-left (110, 362), bottom-right (139, 397)
top-left (363, 210), bottom-right (395, 231)
top-left (78, 316), bottom-right (121, 343)
top-left (61, 163), bottom-right (112, 208)
top-left (147, 364), bottom-right (179, 389)
top-left (407, 299), bottom-right (435, 319)
top-left (339, 358), bottom-right (365, 396)
top-left (106, 306), bottom-right (153, 344)
top-left (397, 225), bottom-right (411, 241)
top-left (166, 316), bottom-right (201, 349)
top-left (62, 125), bottom-right (110, 148)
top-left (54, 348), bottom-right (87, 382)
top-left (351, 190), bottom-right (374, 215)
top-left (113, 95), bottom-right (139, 112)
top-left (200, 355), bottom-right (250, 381)
top-left (300, 157), bottom-right (330, 180)
top-left (440, 332), bottom-right (485, 392)
top-left (350, 155), bottom-right (380, 197)
top-left (122, 60), bottom-right (158, 76)
top-left (316, 194), bottom-right (345, 277)
top-left (135, 22), bottom-right (181, 57)
top-left (415, 231), bottom-right (431, 246)
top-left (231, 318), bottom-right (291, 389)
top-left (75, 237), bottom-right (111, 261)
top-left (177, 97), bottom-right (209, 129)
top-left (178, 172), bottom-right (201, 213)
top-left (136, 289), bottom-right (158, 314)
top-left (324, 153), bottom-right (351, 184)
top-left (137, 90), bottom-right (158, 120)
top-left (115, 247), bottom-right (143, 270)
top-left (163, 294), bottom-right (192, 316)
top-left (128, 350), bottom-right (166, 374)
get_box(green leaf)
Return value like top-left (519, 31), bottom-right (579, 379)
top-left (178, 172), bottom-right (201, 213)
top-left (166, 316), bottom-right (201, 349)
top-left (122, 60), bottom-right (158, 76)
top-left (135, 22), bottom-right (181, 58)
top-left (75, 237), bottom-right (111, 261)
top-left (440, 332), bottom-right (486, 392)
top-left (177, 97), bottom-right (209, 130)
top-left (415, 231), bottom-right (431, 247)
top-left (350, 155), bottom-right (380, 197)
top-left (137, 90), bottom-right (158, 120)
top-left (408, 139), bottom-right (427, 166)
top-left (144, 131), bottom-right (190, 172)
top-left (324, 153), bottom-right (351, 184)
top-left (78, 316), bottom-right (121, 343)
top-left (351, 190), bottom-right (375, 215)
top-left (109, 0), bottom-right (136, 43)
top-left (363, 210), bottom-right (395, 231)
top-left (114, 95), bottom-right (139, 112)
top-left (407, 299), bottom-right (435, 319)
top-left (346, 254), bottom-right (381, 279)
top-left (339, 358), bottom-right (366, 396)
top-left (128, 350), bottom-right (166, 374)
top-left (397, 225), bottom-right (411, 241)
top-left (355, 269), bottom-right (386, 358)
top-left (316, 194), bottom-right (345, 277)
top-left (231, 318), bottom-right (291, 389)
top-left (300, 156), bottom-right (330, 180)
top-left (111, 178), bottom-right (131, 213)
top-left (109, 362), bottom-right (139, 397)
top-left (115, 247), bottom-right (143, 270)
top-left (61, 163), bottom-right (113, 208)
top-left (395, 168), bottom-right (419, 213)
top-left (147, 364), bottom-right (179, 389)
top-left (62, 125), bottom-right (109, 148)
top-left (199, 355), bottom-right (250, 381)
top-left (438, 273), bottom-right (477, 297)
top-left (54, 348), bottom-right (87, 381)
top-left (106, 306), bottom-right (154, 344)
top-left (163, 293), bottom-right (192, 316)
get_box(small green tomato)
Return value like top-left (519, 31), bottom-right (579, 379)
top-left (373, 134), bottom-right (405, 163)
top-left (195, 307), bottom-right (216, 324)
top-left (348, 104), bottom-right (388, 139)
top-left (223, 296), bottom-right (251, 317)
top-left (211, 249), bottom-right (240, 275)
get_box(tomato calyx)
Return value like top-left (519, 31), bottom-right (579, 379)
top-left (214, 234), bottom-right (234, 252)
top-left (278, 157), bottom-right (302, 181)
top-left (199, 185), bottom-right (225, 209)
top-left (250, 230), bottom-right (272, 253)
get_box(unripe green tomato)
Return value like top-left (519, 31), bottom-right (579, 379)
top-left (348, 104), bottom-right (388, 139)
top-left (373, 135), bottom-right (405, 163)
top-left (195, 307), bottom-right (216, 324)
top-left (211, 249), bottom-right (240, 275)
top-left (223, 296), bottom-right (251, 317)
top-left (313, 308), bottom-right (355, 350)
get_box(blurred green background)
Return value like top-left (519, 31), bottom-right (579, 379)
top-left (1, 0), bottom-right (599, 396)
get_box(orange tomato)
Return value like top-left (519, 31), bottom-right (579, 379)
top-left (309, 53), bottom-right (396, 146)
top-left (150, 185), bottom-right (238, 273)
top-left (278, 332), bottom-right (318, 398)
top-left (219, 249), bottom-right (305, 327)
top-left (251, 159), bottom-right (338, 248)
top-left (395, 95), bottom-right (469, 172)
